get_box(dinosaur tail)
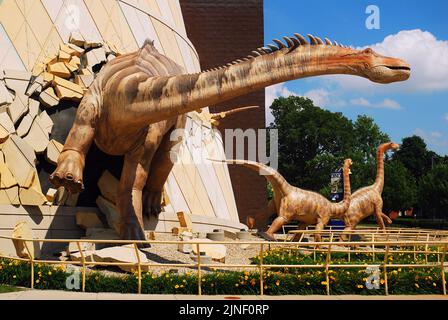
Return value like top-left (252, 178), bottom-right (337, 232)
top-left (209, 159), bottom-right (292, 196)
top-left (329, 159), bottom-right (352, 217)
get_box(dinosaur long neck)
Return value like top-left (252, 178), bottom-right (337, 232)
top-left (134, 45), bottom-right (362, 125)
top-left (374, 146), bottom-right (387, 192)
top-left (330, 163), bottom-right (351, 217)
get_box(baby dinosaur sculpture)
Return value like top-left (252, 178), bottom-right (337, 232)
top-left (50, 34), bottom-right (410, 241)
top-left (342, 142), bottom-right (398, 233)
top-left (211, 158), bottom-right (353, 242)
top-left (199, 105), bottom-right (259, 127)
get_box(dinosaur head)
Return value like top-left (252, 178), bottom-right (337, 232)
top-left (350, 48), bottom-right (410, 84)
top-left (379, 142), bottom-right (400, 152)
top-left (344, 158), bottom-right (353, 168)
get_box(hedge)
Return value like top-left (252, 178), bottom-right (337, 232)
top-left (0, 248), bottom-right (445, 295)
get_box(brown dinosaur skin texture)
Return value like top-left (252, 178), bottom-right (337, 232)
top-left (50, 34), bottom-right (410, 241)
top-left (342, 142), bottom-right (398, 235)
top-left (212, 159), bottom-right (353, 242)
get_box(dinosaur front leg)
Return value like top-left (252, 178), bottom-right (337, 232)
top-left (258, 216), bottom-right (289, 241)
top-left (117, 150), bottom-right (149, 244)
top-left (291, 223), bottom-right (309, 241)
top-left (314, 215), bottom-right (330, 244)
top-left (50, 96), bottom-right (96, 193)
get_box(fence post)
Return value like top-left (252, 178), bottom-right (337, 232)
top-left (197, 243), bottom-right (202, 296)
top-left (414, 243), bottom-right (417, 261)
top-left (383, 235), bottom-right (390, 296)
top-left (23, 241), bottom-right (34, 289)
top-left (348, 240), bottom-right (351, 263)
top-left (425, 234), bottom-right (430, 264)
top-left (372, 234), bottom-right (375, 262)
top-left (133, 243), bottom-right (142, 294)
top-left (441, 244), bottom-right (447, 295)
top-left (325, 234), bottom-right (333, 296)
top-left (76, 241), bottom-right (86, 292)
top-left (259, 243), bottom-right (264, 296)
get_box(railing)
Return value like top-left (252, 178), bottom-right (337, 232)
top-left (1, 229), bottom-right (448, 296)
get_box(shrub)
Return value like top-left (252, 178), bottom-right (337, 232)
top-left (0, 248), bottom-right (445, 295)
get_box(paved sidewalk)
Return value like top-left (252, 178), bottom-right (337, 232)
top-left (1, 289), bottom-right (448, 300)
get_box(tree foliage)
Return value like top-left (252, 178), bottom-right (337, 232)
top-left (418, 164), bottom-right (448, 218)
top-left (393, 136), bottom-right (438, 179)
top-left (382, 160), bottom-right (418, 212)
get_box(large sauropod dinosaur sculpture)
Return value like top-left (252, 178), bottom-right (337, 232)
top-left (50, 34), bottom-right (410, 241)
top-left (342, 142), bottom-right (398, 233)
top-left (210, 159), bottom-right (353, 242)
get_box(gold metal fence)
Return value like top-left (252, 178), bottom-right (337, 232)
top-left (1, 230), bottom-right (448, 296)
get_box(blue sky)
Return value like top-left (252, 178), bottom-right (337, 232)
top-left (264, 0), bottom-right (448, 155)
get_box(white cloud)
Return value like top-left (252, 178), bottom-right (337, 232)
top-left (265, 84), bottom-right (345, 125)
top-left (444, 113), bottom-right (448, 122)
top-left (414, 128), bottom-right (448, 154)
top-left (349, 98), bottom-right (401, 110)
top-left (303, 89), bottom-right (331, 107)
top-left (265, 83), bottom-right (402, 125)
top-left (265, 83), bottom-right (299, 125)
top-left (265, 83), bottom-right (298, 106)
top-left (350, 98), bottom-right (371, 107)
top-left (379, 99), bottom-right (401, 110)
top-left (331, 29), bottom-right (448, 92)
top-left (431, 131), bottom-right (443, 138)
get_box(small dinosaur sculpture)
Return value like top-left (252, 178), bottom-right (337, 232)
top-left (198, 105), bottom-right (259, 126)
top-left (342, 142), bottom-right (398, 233)
top-left (50, 34), bottom-right (410, 241)
top-left (211, 158), bottom-right (353, 242)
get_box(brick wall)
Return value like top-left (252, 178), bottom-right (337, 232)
top-left (180, 0), bottom-right (268, 228)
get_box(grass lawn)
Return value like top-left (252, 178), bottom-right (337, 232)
top-left (0, 284), bottom-right (23, 293)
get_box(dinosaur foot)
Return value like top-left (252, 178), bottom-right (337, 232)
top-left (257, 231), bottom-right (277, 242)
top-left (120, 222), bottom-right (151, 248)
top-left (143, 190), bottom-right (163, 218)
top-left (50, 150), bottom-right (85, 194)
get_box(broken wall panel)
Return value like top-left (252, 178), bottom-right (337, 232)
top-left (0, 0), bottom-right (242, 235)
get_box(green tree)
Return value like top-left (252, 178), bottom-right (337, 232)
top-left (353, 115), bottom-right (390, 161)
top-left (382, 160), bottom-right (418, 212)
top-left (350, 115), bottom-right (390, 191)
top-left (418, 164), bottom-right (448, 219)
top-left (269, 96), bottom-right (355, 191)
top-left (394, 136), bottom-right (434, 179)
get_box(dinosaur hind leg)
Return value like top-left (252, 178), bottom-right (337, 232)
top-left (374, 199), bottom-right (386, 230)
top-left (143, 117), bottom-right (184, 217)
top-left (50, 97), bottom-right (96, 193)
top-left (143, 143), bottom-right (174, 217)
top-left (381, 212), bottom-right (393, 224)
